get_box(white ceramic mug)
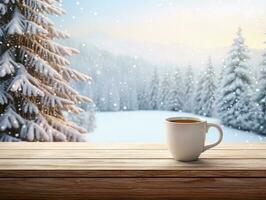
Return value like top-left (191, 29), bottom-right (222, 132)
top-left (166, 117), bottom-right (223, 161)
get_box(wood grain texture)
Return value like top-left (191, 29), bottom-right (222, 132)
top-left (1, 158), bottom-right (266, 171)
top-left (0, 143), bottom-right (266, 200)
top-left (1, 149), bottom-right (266, 159)
top-left (0, 142), bottom-right (266, 149)
top-left (1, 178), bottom-right (266, 200)
top-left (2, 170), bottom-right (266, 178)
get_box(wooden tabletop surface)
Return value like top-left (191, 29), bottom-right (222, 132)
top-left (1, 143), bottom-right (266, 200)
top-left (0, 143), bottom-right (266, 177)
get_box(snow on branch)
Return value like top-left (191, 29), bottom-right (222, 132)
top-left (23, 6), bottom-right (54, 27)
top-left (43, 0), bottom-right (60, 3)
top-left (20, 48), bottom-right (62, 79)
top-left (35, 115), bottom-right (66, 141)
top-left (45, 114), bottom-right (86, 142)
top-left (3, 7), bottom-right (48, 35)
top-left (51, 79), bottom-right (78, 97)
top-left (0, 50), bottom-right (19, 77)
top-left (47, 25), bottom-right (69, 39)
top-left (22, 0), bottom-right (65, 15)
top-left (51, 42), bottom-right (80, 56)
top-left (0, 27), bottom-right (4, 37)
top-left (0, 106), bottom-right (24, 131)
top-left (41, 84), bottom-right (74, 108)
top-left (46, 78), bottom-right (91, 104)
top-left (42, 93), bottom-right (73, 108)
top-left (76, 95), bottom-right (92, 103)
top-left (0, 134), bottom-right (20, 142)
top-left (20, 120), bottom-right (50, 141)
top-left (60, 116), bottom-right (88, 134)
top-left (36, 38), bottom-right (79, 56)
top-left (65, 105), bottom-right (84, 114)
top-left (0, 0), bottom-right (17, 4)
top-left (8, 68), bottom-right (44, 97)
top-left (57, 65), bottom-right (91, 82)
top-left (0, 89), bottom-right (12, 105)
top-left (20, 42), bottom-right (70, 66)
top-left (0, 3), bottom-right (7, 16)
top-left (22, 99), bottom-right (39, 114)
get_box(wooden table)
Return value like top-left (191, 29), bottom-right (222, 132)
top-left (0, 143), bottom-right (266, 200)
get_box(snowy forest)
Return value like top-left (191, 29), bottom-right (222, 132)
top-left (68, 28), bottom-right (266, 136)
top-left (1, 0), bottom-right (266, 142)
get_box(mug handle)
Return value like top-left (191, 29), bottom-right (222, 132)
top-left (203, 123), bottom-right (223, 152)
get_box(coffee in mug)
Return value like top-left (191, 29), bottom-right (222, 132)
top-left (165, 117), bottom-right (223, 161)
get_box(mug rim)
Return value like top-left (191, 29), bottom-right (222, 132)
top-left (165, 116), bottom-right (206, 124)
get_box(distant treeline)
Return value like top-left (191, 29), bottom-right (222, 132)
top-left (69, 28), bottom-right (266, 135)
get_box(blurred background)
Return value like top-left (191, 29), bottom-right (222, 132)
top-left (57, 0), bottom-right (266, 143)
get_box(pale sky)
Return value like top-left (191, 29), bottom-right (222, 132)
top-left (58, 0), bottom-right (266, 50)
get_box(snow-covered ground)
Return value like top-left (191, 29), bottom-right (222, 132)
top-left (86, 111), bottom-right (266, 143)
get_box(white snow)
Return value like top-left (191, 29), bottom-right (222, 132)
top-left (86, 111), bottom-right (266, 143)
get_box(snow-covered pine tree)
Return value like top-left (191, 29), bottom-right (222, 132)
top-left (199, 57), bottom-right (216, 117)
top-left (194, 70), bottom-right (204, 115)
top-left (255, 35), bottom-right (266, 135)
top-left (0, 0), bottom-right (91, 142)
top-left (158, 72), bottom-right (173, 110)
top-left (128, 85), bottom-right (139, 110)
top-left (149, 68), bottom-right (160, 110)
top-left (169, 68), bottom-right (183, 111)
top-left (106, 79), bottom-right (120, 112)
top-left (218, 28), bottom-right (256, 131)
top-left (215, 60), bottom-right (227, 117)
top-left (183, 65), bottom-right (195, 113)
top-left (138, 87), bottom-right (148, 110)
top-left (110, 86), bottom-right (120, 112)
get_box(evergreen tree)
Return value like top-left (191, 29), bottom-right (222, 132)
top-left (98, 88), bottom-right (109, 112)
top-left (128, 85), bottom-right (138, 110)
top-left (194, 71), bottom-right (204, 115)
top-left (255, 36), bottom-right (266, 135)
top-left (158, 72), bottom-right (173, 110)
top-left (109, 82), bottom-right (120, 112)
top-left (169, 68), bottom-right (183, 111)
top-left (218, 28), bottom-right (256, 131)
top-left (149, 69), bottom-right (160, 110)
top-left (138, 86), bottom-right (149, 110)
top-left (183, 65), bottom-right (195, 113)
top-left (215, 60), bottom-right (227, 117)
top-left (199, 57), bottom-right (216, 117)
top-left (99, 77), bottom-right (121, 112)
top-left (0, 1), bottom-right (91, 141)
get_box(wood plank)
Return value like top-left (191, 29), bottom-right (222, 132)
top-left (2, 170), bottom-right (266, 178)
top-left (1, 143), bottom-right (266, 199)
top-left (1, 178), bottom-right (266, 200)
top-left (0, 142), bottom-right (265, 150)
top-left (0, 158), bottom-right (266, 171)
top-left (1, 149), bottom-right (266, 159)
